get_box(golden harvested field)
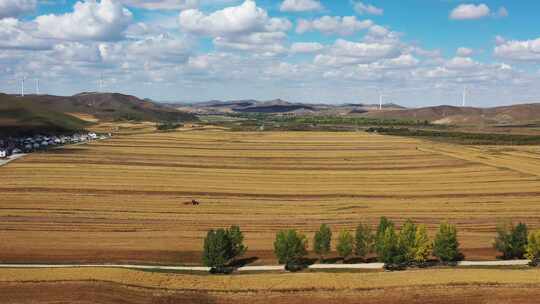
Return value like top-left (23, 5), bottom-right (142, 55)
top-left (1, 130), bottom-right (540, 264)
top-left (2, 267), bottom-right (540, 303)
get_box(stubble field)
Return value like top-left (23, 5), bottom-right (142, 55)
top-left (2, 267), bottom-right (540, 303)
top-left (1, 130), bottom-right (540, 264)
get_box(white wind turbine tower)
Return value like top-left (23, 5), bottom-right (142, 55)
top-left (461, 86), bottom-right (467, 107)
top-left (97, 73), bottom-right (104, 92)
top-left (21, 76), bottom-right (26, 97)
top-left (35, 78), bottom-right (40, 95)
top-left (379, 94), bottom-right (386, 110)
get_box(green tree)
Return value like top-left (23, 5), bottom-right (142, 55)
top-left (398, 219), bottom-right (417, 263)
top-left (274, 229), bottom-right (308, 265)
top-left (375, 217), bottom-right (395, 259)
top-left (377, 226), bottom-right (402, 264)
top-left (526, 230), bottom-right (540, 264)
top-left (493, 222), bottom-right (528, 259)
top-left (313, 224), bottom-right (332, 261)
top-left (493, 222), bottom-right (512, 259)
top-left (511, 223), bottom-right (528, 259)
top-left (355, 223), bottom-right (373, 259)
top-left (433, 222), bottom-right (461, 262)
top-left (413, 224), bottom-right (432, 263)
top-left (202, 229), bottom-right (232, 268)
top-left (336, 230), bottom-right (354, 262)
top-left (228, 225), bottom-right (247, 261)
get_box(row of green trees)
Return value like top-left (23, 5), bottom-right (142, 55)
top-left (494, 222), bottom-right (540, 264)
top-left (302, 218), bottom-right (459, 266)
top-left (202, 220), bottom-right (540, 271)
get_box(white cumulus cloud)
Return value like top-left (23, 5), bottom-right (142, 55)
top-left (450, 4), bottom-right (490, 20)
top-left (296, 16), bottom-right (372, 36)
top-left (121, 0), bottom-right (198, 10)
top-left (0, 17), bottom-right (50, 50)
top-left (179, 0), bottom-right (290, 53)
top-left (35, 0), bottom-right (133, 41)
top-left (179, 0), bottom-right (290, 36)
top-left (494, 38), bottom-right (540, 61)
top-left (280, 0), bottom-right (322, 12)
top-left (290, 42), bottom-right (323, 53)
top-left (456, 47), bottom-right (474, 57)
top-left (0, 0), bottom-right (36, 18)
top-left (315, 38), bottom-right (402, 67)
top-left (352, 1), bottom-right (383, 16)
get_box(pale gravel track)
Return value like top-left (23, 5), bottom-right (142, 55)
top-left (0, 154), bottom-right (26, 167)
top-left (0, 260), bottom-right (530, 272)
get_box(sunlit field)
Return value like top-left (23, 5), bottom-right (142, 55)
top-left (1, 130), bottom-right (539, 264)
top-left (2, 267), bottom-right (540, 304)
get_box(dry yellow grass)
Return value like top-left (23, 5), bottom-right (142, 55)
top-left (1, 267), bottom-right (540, 291)
top-left (67, 113), bottom-right (99, 123)
top-left (0, 130), bottom-right (539, 264)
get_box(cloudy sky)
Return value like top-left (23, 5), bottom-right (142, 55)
top-left (1, 0), bottom-right (539, 106)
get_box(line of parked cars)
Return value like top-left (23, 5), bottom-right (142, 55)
top-left (0, 132), bottom-right (111, 159)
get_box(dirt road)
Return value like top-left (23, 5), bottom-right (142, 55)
top-left (0, 260), bottom-right (530, 272)
top-left (0, 154), bottom-right (25, 167)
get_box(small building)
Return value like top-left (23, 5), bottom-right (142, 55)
top-left (0, 149), bottom-right (7, 159)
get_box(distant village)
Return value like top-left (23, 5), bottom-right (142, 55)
top-left (0, 132), bottom-right (111, 159)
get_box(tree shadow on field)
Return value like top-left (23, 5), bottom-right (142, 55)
top-left (298, 257), bottom-right (318, 267)
top-left (347, 257), bottom-right (378, 264)
top-left (229, 256), bottom-right (259, 268)
top-left (322, 257), bottom-right (343, 264)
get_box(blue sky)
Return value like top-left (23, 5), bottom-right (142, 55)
top-left (1, 0), bottom-right (540, 106)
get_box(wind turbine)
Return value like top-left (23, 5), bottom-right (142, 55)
top-left (21, 76), bottom-right (26, 97)
top-left (461, 86), bottom-right (467, 107)
top-left (35, 78), bottom-right (40, 95)
top-left (379, 94), bottom-right (386, 110)
top-left (97, 73), bottom-right (104, 92)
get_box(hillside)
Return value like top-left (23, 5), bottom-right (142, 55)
top-left (0, 94), bottom-right (90, 136)
top-left (29, 92), bottom-right (198, 122)
top-left (0, 93), bottom-right (197, 135)
top-left (365, 103), bottom-right (540, 126)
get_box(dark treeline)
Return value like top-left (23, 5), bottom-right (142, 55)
top-left (202, 219), bottom-right (540, 273)
top-left (367, 127), bottom-right (540, 145)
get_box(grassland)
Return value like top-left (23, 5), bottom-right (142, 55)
top-left (1, 267), bottom-right (540, 303)
top-left (0, 130), bottom-right (540, 265)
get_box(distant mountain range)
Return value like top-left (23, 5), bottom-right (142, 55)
top-left (0, 92), bottom-right (197, 136)
top-left (2, 91), bottom-right (539, 136)
top-left (179, 98), bottom-right (540, 126)
top-left (173, 99), bottom-right (405, 115)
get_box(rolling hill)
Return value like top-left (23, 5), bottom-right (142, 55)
top-left (365, 103), bottom-right (540, 126)
top-left (0, 93), bottom-right (198, 136)
top-left (0, 94), bottom-right (90, 136)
